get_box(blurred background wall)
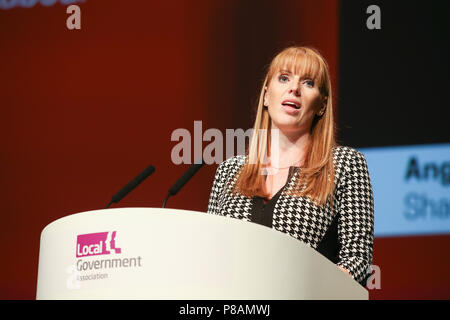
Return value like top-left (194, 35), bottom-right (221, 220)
top-left (338, 0), bottom-right (450, 299)
top-left (0, 0), bottom-right (448, 299)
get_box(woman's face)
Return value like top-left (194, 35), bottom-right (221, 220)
top-left (264, 68), bottom-right (325, 135)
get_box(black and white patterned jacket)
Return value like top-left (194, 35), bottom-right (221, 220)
top-left (207, 146), bottom-right (374, 285)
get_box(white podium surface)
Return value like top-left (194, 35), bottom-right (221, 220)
top-left (36, 208), bottom-right (368, 300)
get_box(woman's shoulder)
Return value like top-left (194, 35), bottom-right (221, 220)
top-left (332, 145), bottom-right (369, 172)
top-left (215, 154), bottom-right (247, 174)
top-left (217, 155), bottom-right (247, 174)
top-left (211, 155), bottom-right (247, 188)
top-left (332, 145), bottom-right (365, 158)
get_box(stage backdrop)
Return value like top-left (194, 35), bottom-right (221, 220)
top-left (0, 0), bottom-right (338, 299)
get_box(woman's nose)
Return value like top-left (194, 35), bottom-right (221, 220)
top-left (289, 81), bottom-right (301, 96)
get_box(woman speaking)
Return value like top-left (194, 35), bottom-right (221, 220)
top-left (207, 46), bottom-right (374, 286)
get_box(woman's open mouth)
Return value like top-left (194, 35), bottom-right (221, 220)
top-left (281, 100), bottom-right (301, 114)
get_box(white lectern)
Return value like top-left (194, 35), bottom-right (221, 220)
top-left (36, 208), bottom-right (368, 300)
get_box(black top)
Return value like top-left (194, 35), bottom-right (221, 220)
top-left (251, 166), bottom-right (296, 228)
top-left (250, 166), bottom-right (340, 265)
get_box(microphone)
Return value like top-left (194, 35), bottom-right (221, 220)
top-left (163, 159), bottom-right (205, 208)
top-left (105, 165), bottom-right (155, 209)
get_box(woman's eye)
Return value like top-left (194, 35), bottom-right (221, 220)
top-left (279, 75), bottom-right (289, 82)
top-left (303, 79), bottom-right (315, 87)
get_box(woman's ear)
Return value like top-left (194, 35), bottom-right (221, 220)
top-left (317, 108), bottom-right (326, 117)
top-left (317, 96), bottom-right (327, 116)
top-left (264, 86), bottom-right (269, 106)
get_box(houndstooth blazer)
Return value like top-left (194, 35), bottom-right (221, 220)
top-left (206, 146), bottom-right (374, 285)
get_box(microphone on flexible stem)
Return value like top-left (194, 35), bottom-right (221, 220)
top-left (105, 165), bottom-right (155, 209)
top-left (162, 159), bottom-right (205, 208)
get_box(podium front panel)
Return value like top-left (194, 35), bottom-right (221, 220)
top-left (36, 208), bottom-right (368, 299)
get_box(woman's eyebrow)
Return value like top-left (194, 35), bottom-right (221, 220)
top-left (279, 69), bottom-right (293, 74)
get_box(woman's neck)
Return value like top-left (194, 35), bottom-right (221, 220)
top-left (267, 124), bottom-right (311, 168)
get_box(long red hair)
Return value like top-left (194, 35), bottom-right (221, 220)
top-left (232, 46), bottom-right (336, 206)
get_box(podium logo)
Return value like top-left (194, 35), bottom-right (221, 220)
top-left (76, 231), bottom-right (122, 258)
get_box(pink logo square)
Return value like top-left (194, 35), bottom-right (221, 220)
top-left (76, 231), bottom-right (121, 258)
